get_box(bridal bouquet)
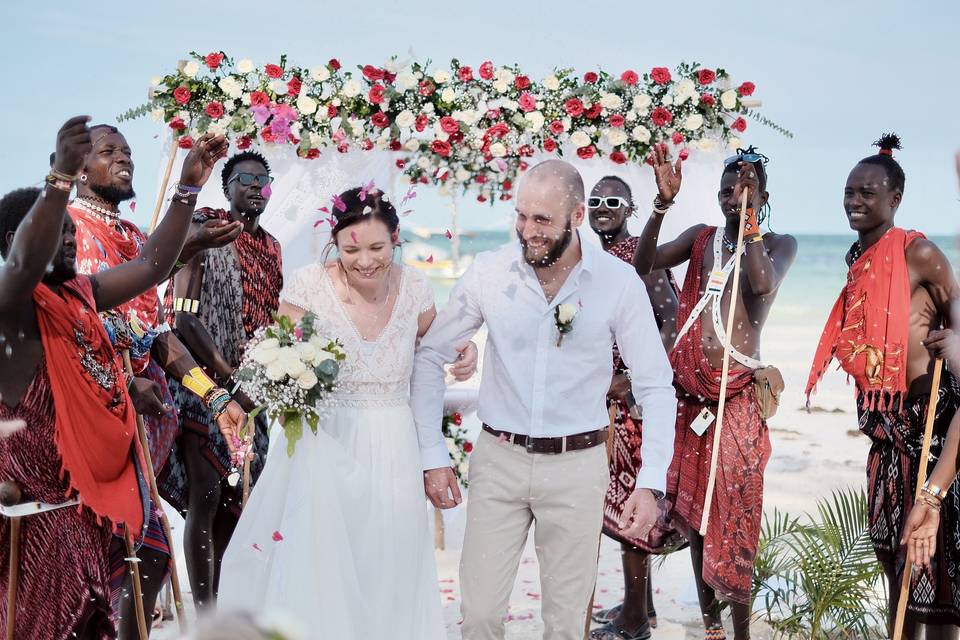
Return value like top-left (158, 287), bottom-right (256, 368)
top-left (235, 313), bottom-right (346, 456)
top-left (442, 411), bottom-right (473, 488)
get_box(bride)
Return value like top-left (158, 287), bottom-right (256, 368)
top-left (217, 186), bottom-right (477, 638)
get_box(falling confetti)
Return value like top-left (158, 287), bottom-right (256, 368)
top-left (445, 229), bottom-right (453, 240)
top-left (425, 255), bottom-right (434, 264)
top-left (252, 543), bottom-right (262, 552)
top-left (129, 201), bottom-right (136, 213)
top-left (272, 531), bottom-right (283, 542)
top-left (332, 194), bottom-right (347, 212)
top-left (318, 206), bottom-right (330, 214)
top-left (350, 231), bottom-right (358, 244)
top-left (261, 183), bottom-right (272, 199)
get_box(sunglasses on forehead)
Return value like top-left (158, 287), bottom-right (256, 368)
top-left (724, 147), bottom-right (769, 168)
top-left (228, 172), bottom-right (274, 187)
top-left (587, 196), bottom-right (631, 209)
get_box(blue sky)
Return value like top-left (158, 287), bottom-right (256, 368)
top-left (2, 1), bottom-right (958, 234)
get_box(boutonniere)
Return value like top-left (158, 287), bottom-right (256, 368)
top-left (554, 303), bottom-right (579, 347)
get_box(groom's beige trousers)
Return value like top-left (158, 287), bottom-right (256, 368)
top-left (459, 429), bottom-right (609, 640)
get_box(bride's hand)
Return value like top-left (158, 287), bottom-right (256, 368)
top-left (448, 341), bottom-right (479, 381)
top-left (424, 467), bottom-right (462, 509)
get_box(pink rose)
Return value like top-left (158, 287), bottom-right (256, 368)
top-left (548, 120), bottom-right (565, 135)
top-left (362, 65), bottom-right (385, 82)
top-left (431, 139), bottom-right (452, 157)
top-left (608, 114), bottom-right (625, 127)
top-left (204, 52), bottom-right (224, 70)
top-left (205, 101), bottom-right (224, 119)
top-left (518, 92), bottom-right (537, 112)
top-left (514, 75), bottom-right (531, 90)
top-left (731, 117), bottom-right (747, 133)
top-left (700, 93), bottom-right (716, 106)
top-left (173, 86), bottom-right (192, 105)
top-left (543, 137), bottom-right (558, 152)
top-left (368, 84), bottom-right (386, 104)
top-left (371, 112), bottom-right (390, 129)
top-left (672, 132), bottom-right (684, 145)
top-left (583, 71), bottom-right (599, 84)
top-left (621, 70), bottom-right (639, 85)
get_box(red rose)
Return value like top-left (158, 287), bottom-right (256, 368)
top-left (431, 139), bottom-right (452, 157)
top-left (362, 65), bottom-right (385, 82)
top-left (452, 412), bottom-right (463, 425)
top-left (650, 107), bottom-right (673, 127)
top-left (698, 69), bottom-right (717, 85)
top-left (250, 91), bottom-right (270, 106)
top-left (463, 441), bottom-right (474, 453)
top-left (458, 66), bottom-right (473, 81)
top-left (360, 138), bottom-right (374, 151)
top-left (515, 75), bottom-right (531, 90)
top-left (389, 139), bottom-right (402, 151)
top-left (368, 84), bottom-right (386, 104)
top-left (499, 194), bottom-right (512, 201)
top-left (548, 120), bottom-right (565, 135)
top-left (419, 176), bottom-right (429, 184)
top-left (518, 144), bottom-right (534, 157)
top-left (700, 93), bottom-right (716, 106)
top-left (415, 113), bottom-right (429, 132)
top-left (563, 97), bottom-right (584, 117)
top-left (738, 81), bottom-right (755, 96)
top-left (475, 175), bottom-right (489, 185)
top-left (650, 67), bottom-right (672, 85)
top-left (395, 158), bottom-right (407, 168)
top-left (178, 135), bottom-right (194, 149)
top-left (479, 60), bottom-right (495, 80)
top-left (328, 58), bottom-right (341, 71)
top-left (261, 126), bottom-right (277, 143)
top-left (236, 135), bottom-right (252, 150)
top-left (584, 103), bottom-right (602, 119)
top-left (608, 114), bottom-right (625, 127)
top-left (337, 142), bottom-right (349, 153)
top-left (672, 132), bottom-right (685, 145)
top-left (621, 70), bottom-right (639, 85)
top-left (543, 137), bottom-right (558, 152)
top-left (287, 77), bottom-right (302, 97)
top-left (306, 148), bottom-right (320, 159)
top-left (173, 86), bottom-right (192, 105)
top-left (205, 101), bottom-right (224, 119)
top-left (518, 92), bottom-right (537, 113)
top-left (485, 122), bottom-right (509, 139)
top-left (383, 71), bottom-right (396, 84)
top-left (678, 149), bottom-right (690, 161)
top-left (502, 179), bottom-right (513, 190)
top-left (449, 131), bottom-right (465, 145)
top-left (204, 52), bottom-right (224, 70)
top-left (583, 71), bottom-right (599, 84)
top-left (264, 64), bottom-right (283, 79)
top-left (477, 194), bottom-right (487, 203)
top-left (371, 112), bottom-right (390, 129)
top-left (577, 145), bottom-right (596, 159)
top-left (168, 117), bottom-right (186, 131)
top-left (418, 80), bottom-right (436, 96)
top-left (327, 103), bottom-right (338, 118)
top-left (610, 151), bottom-right (627, 164)
top-left (731, 117), bottom-right (747, 133)
top-left (440, 116), bottom-right (459, 134)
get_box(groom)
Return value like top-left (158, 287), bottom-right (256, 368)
top-left (412, 159), bottom-right (677, 639)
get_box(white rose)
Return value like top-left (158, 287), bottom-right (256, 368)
top-left (720, 89), bottom-right (738, 110)
top-left (492, 80), bottom-right (508, 94)
top-left (501, 99), bottom-right (518, 112)
top-left (423, 102), bottom-right (435, 113)
top-left (265, 361), bottom-right (286, 381)
top-left (433, 70), bottom-right (451, 84)
top-left (207, 121), bottom-right (228, 136)
top-left (259, 338), bottom-right (280, 350)
top-left (395, 109), bottom-right (416, 129)
top-left (294, 342), bottom-right (318, 362)
top-left (296, 370), bottom-right (319, 390)
top-left (404, 138), bottom-right (420, 152)
top-left (342, 79), bottom-right (361, 98)
top-left (282, 356), bottom-right (307, 378)
top-left (570, 130), bottom-right (592, 147)
top-left (252, 346), bottom-right (279, 365)
top-left (489, 142), bottom-right (507, 158)
top-left (150, 75), bottom-right (162, 87)
top-left (182, 61), bottom-right (199, 78)
top-left (454, 109), bottom-right (479, 125)
top-left (495, 68), bottom-right (515, 83)
top-left (270, 79), bottom-right (288, 96)
top-left (675, 78), bottom-right (696, 102)
top-left (661, 94), bottom-right (674, 106)
top-left (605, 128), bottom-right (628, 146)
top-left (542, 75), bottom-right (560, 91)
top-left (727, 136), bottom-right (742, 151)
top-left (455, 168), bottom-right (471, 182)
top-left (683, 114), bottom-right (704, 131)
top-left (632, 94), bottom-right (652, 112)
top-left (631, 125), bottom-right (651, 143)
top-left (241, 93), bottom-right (252, 106)
top-left (395, 71), bottom-right (417, 92)
top-left (309, 132), bottom-right (324, 147)
top-left (697, 138), bottom-right (718, 152)
top-left (310, 65), bottom-right (330, 82)
top-left (237, 59), bottom-right (254, 74)
top-left (557, 304), bottom-right (578, 324)
top-left (441, 87), bottom-right (456, 103)
top-left (599, 92), bottom-right (622, 110)
top-left (218, 77), bottom-right (243, 99)
top-left (417, 156), bottom-right (432, 169)
top-left (315, 349), bottom-right (335, 363)
top-left (150, 108), bottom-right (164, 122)
top-left (525, 110), bottom-right (545, 132)
top-left (296, 95), bottom-right (318, 115)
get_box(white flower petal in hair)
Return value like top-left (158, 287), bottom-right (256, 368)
top-left (362, 206), bottom-right (373, 215)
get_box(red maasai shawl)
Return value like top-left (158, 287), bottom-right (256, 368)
top-left (33, 276), bottom-right (145, 533)
top-left (806, 227), bottom-right (924, 410)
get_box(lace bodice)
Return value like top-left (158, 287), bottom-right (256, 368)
top-left (282, 263), bottom-right (434, 406)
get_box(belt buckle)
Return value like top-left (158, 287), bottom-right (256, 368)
top-left (525, 437), bottom-right (535, 454)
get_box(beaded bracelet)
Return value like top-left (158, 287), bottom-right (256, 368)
top-left (45, 174), bottom-right (73, 192)
top-left (918, 494), bottom-right (942, 512)
top-left (652, 195), bottom-right (674, 216)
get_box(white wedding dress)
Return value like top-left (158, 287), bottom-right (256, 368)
top-left (218, 263), bottom-right (446, 639)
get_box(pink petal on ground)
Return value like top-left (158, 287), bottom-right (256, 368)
top-left (440, 588), bottom-right (454, 593)
top-left (252, 543), bottom-right (262, 552)
top-left (272, 531), bottom-right (283, 542)
top-left (425, 255), bottom-right (434, 264)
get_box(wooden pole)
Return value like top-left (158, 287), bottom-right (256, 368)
top-left (124, 530), bottom-right (150, 640)
top-left (1, 481), bottom-right (22, 640)
top-left (242, 453), bottom-right (252, 510)
top-left (584, 404), bottom-right (619, 638)
top-left (892, 358), bottom-right (943, 640)
top-left (149, 140), bottom-right (178, 233)
top-left (699, 187), bottom-right (750, 537)
top-left (122, 351), bottom-right (188, 633)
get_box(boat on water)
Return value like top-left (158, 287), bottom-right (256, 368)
top-left (402, 238), bottom-right (473, 280)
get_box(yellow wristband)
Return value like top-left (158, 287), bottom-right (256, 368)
top-left (181, 367), bottom-right (217, 400)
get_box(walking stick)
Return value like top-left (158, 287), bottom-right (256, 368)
top-left (1, 481), bottom-right (22, 640)
top-left (148, 139), bottom-right (179, 234)
top-left (892, 358), bottom-right (943, 640)
top-left (123, 529), bottom-right (150, 640)
top-left (122, 351), bottom-right (188, 633)
top-left (583, 404), bottom-right (619, 638)
top-left (699, 188), bottom-right (750, 537)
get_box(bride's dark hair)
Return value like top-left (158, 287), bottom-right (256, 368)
top-left (322, 186), bottom-right (401, 262)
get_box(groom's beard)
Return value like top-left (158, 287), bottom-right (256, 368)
top-left (519, 219), bottom-right (572, 268)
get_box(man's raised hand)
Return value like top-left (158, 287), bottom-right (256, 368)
top-left (53, 116), bottom-right (92, 177)
top-left (180, 133), bottom-right (229, 188)
top-left (423, 467), bottom-right (462, 509)
top-left (651, 142), bottom-right (682, 204)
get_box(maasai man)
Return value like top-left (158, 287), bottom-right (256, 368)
top-left (0, 118), bottom-right (228, 639)
top-left (161, 150), bottom-right (283, 609)
top-left (68, 125), bottom-right (246, 637)
top-left (807, 135), bottom-right (960, 638)
top-left (587, 175), bottom-right (681, 640)
top-left (634, 144), bottom-right (796, 639)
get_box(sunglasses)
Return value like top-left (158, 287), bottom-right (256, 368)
top-left (724, 147), bottom-right (769, 167)
top-left (228, 172), bottom-right (274, 188)
top-left (587, 196), bottom-right (631, 209)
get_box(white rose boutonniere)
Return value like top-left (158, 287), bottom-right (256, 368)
top-left (554, 303), bottom-right (579, 347)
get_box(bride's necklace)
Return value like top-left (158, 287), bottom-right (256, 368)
top-left (339, 263), bottom-right (392, 327)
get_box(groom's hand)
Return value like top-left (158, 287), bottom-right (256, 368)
top-left (619, 488), bottom-right (658, 540)
top-left (424, 467), bottom-right (462, 509)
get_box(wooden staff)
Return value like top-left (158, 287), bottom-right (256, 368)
top-left (242, 452), bottom-right (252, 509)
top-left (123, 529), bottom-right (150, 640)
top-left (122, 351), bottom-right (188, 632)
top-left (148, 139), bottom-right (178, 234)
top-left (893, 358), bottom-right (944, 640)
top-left (583, 404), bottom-right (619, 637)
top-left (1, 481), bottom-right (22, 640)
top-left (699, 187), bottom-right (750, 537)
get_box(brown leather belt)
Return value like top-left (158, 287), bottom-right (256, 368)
top-left (482, 425), bottom-right (608, 454)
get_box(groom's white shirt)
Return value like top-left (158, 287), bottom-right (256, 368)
top-left (411, 233), bottom-right (677, 493)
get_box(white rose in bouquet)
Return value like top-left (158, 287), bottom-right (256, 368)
top-left (310, 65), bottom-right (330, 82)
top-left (294, 342), bottom-right (319, 363)
top-left (543, 75), bottom-right (561, 91)
top-left (296, 370), bottom-right (319, 390)
top-left (632, 94), bottom-right (652, 112)
top-left (265, 361), bottom-right (286, 381)
top-left (605, 128), bottom-right (628, 146)
top-left (237, 59), bottom-right (254, 74)
top-left (683, 114), bottom-right (704, 131)
top-left (631, 125), bottom-right (651, 143)
top-left (599, 92), bottom-right (622, 110)
top-left (395, 109), bottom-right (416, 129)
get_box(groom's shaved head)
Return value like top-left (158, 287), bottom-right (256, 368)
top-left (520, 160), bottom-right (585, 215)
